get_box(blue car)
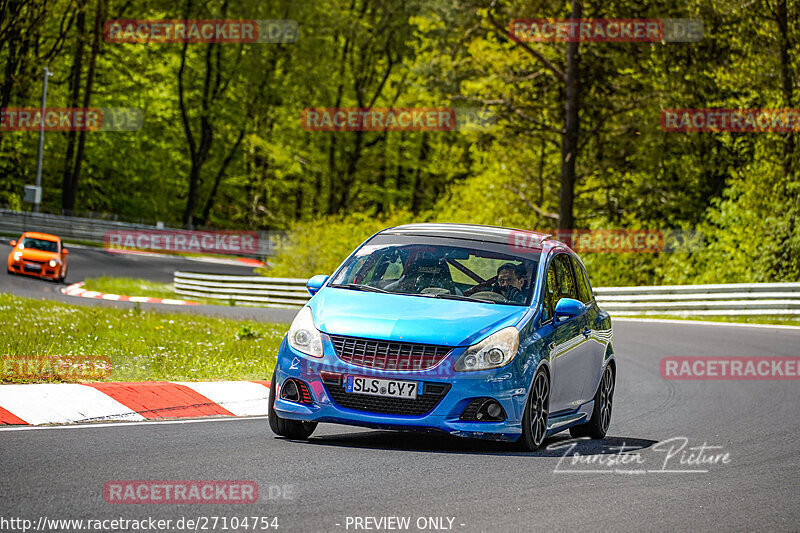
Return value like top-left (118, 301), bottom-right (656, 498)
top-left (269, 223), bottom-right (615, 450)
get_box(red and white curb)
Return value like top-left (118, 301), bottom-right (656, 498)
top-left (61, 282), bottom-right (198, 306)
top-left (106, 248), bottom-right (264, 267)
top-left (0, 380), bottom-right (272, 426)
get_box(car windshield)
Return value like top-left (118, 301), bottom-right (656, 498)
top-left (20, 237), bottom-right (59, 253)
top-left (330, 235), bottom-right (539, 306)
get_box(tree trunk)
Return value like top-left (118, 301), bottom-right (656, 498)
top-left (776, 0), bottom-right (795, 179)
top-left (200, 126), bottom-right (245, 225)
top-left (61, 0), bottom-right (88, 213)
top-left (558, 0), bottom-right (581, 230)
top-left (70, 0), bottom-right (104, 209)
top-left (411, 136), bottom-right (429, 214)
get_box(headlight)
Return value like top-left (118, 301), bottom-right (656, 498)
top-left (287, 307), bottom-right (324, 357)
top-left (48, 259), bottom-right (57, 267)
top-left (455, 326), bottom-right (519, 371)
top-left (13, 251), bottom-right (22, 261)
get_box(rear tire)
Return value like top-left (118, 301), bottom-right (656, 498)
top-left (517, 368), bottom-right (550, 451)
top-left (268, 373), bottom-right (317, 440)
top-left (570, 364), bottom-right (615, 439)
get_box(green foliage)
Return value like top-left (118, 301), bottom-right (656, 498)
top-left (262, 209), bottom-right (425, 278)
top-left (1, 0), bottom-right (797, 285)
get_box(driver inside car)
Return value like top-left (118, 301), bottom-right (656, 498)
top-left (493, 262), bottom-right (527, 304)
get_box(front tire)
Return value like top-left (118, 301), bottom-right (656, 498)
top-left (268, 373), bottom-right (317, 440)
top-left (518, 368), bottom-right (550, 451)
top-left (570, 364), bottom-right (615, 439)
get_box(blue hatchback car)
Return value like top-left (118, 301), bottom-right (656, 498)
top-left (269, 223), bottom-right (615, 450)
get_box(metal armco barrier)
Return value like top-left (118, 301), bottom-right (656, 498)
top-left (172, 273), bottom-right (800, 315)
top-left (0, 208), bottom-right (275, 258)
top-left (593, 282), bottom-right (800, 315)
top-left (173, 272), bottom-right (310, 308)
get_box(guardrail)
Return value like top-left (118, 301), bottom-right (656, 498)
top-left (0, 208), bottom-right (275, 257)
top-left (174, 272), bottom-right (309, 308)
top-left (172, 273), bottom-right (800, 315)
top-left (593, 282), bottom-right (800, 315)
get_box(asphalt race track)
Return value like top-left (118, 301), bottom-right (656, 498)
top-left (2, 319), bottom-right (799, 531)
top-left (0, 237), bottom-right (296, 322)
top-left (1, 237), bottom-right (799, 530)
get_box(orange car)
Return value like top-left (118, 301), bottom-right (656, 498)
top-left (6, 232), bottom-right (69, 282)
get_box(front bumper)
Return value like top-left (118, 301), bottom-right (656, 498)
top-left (272, 335), bottom-right (531, 441)
top-left (8, 259), bottom-right (60, 279)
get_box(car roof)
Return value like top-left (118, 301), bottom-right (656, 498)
top-left (379, 223), bottom-right (557, 248)
top-left (22, 232), bottom-right (60, 242)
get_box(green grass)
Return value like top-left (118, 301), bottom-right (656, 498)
top-left (82, 276), bottom-right (225, 305)
top-left (0, 293), bottom-right (288, 383)
top-left (83, 276), bottom-right (181, 300)
top-left (618, 314), bottom-right (800, 327)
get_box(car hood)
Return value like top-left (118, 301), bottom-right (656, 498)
top-left (17, 249), bottom-right (58, 261)
top-left (309, 287), bottom-right (529, 347)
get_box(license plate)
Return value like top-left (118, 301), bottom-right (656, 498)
top-left (345, 376), bottom-right (421, 399)
top-left (24, 263), bottom-right (41, 271)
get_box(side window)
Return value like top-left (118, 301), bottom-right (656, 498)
top-left (572, 257), bottom-right (594, 303)
top-left (542, 264), bottom-right (558, 321)
top-left (554, 254), bottom-right (578, 301)
top-left (381, 256), bottom-right (404, 281)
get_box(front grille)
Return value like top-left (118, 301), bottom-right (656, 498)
top-left (329, 334), bottom-right (452, 371)
top-left (322, 378), bottom-right (450, 416)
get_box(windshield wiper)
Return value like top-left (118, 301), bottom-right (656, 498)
top-left (330, 283), bottom-right (390, 293)
top-left (431, 293), bottom-right (497, 304)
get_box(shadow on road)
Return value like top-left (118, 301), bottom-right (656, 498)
top-left (283, 429), bottom-right (657, 457)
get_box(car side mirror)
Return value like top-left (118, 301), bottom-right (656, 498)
top-left (554, 297), bottom-right (585, 324)
top-left (62, 248), bottom-right (69, 255)
top-left (9, 240), bottom-right (16, 247)
top-left (306, 274), bottom-right (329, 296)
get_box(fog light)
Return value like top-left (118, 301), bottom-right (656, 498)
top-left (279, 378), bottom-right (313, 404)
top-left (460, 398), bottom-right (507, 422)
top-left (486, 402), bottom-right (503, 419)
top-left (281, 380), bottom-right (300, 402)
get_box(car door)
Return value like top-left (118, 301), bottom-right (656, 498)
top-left (545, 253), bottom-right (590, 414)
top-left (572, 256), bottom-right (607, 403)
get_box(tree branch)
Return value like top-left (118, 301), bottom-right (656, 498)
top-left (505, 184), bottom-right (560, 220)
top-left (485, 1), bottom-right (566, 83)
